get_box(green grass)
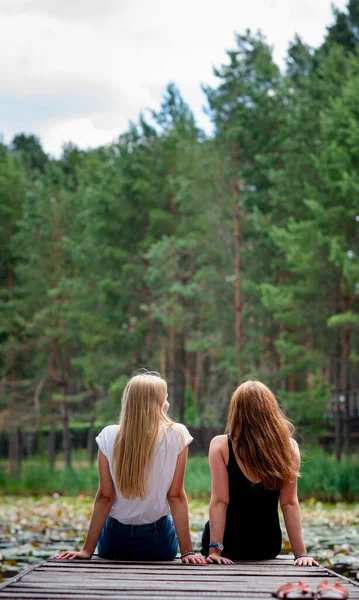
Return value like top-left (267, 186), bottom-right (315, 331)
top-left (184, 455), bottom-right (210, 499)
top-left (0, 454), bottom-right (210, 497)
top-left (0, 448), bottom-right (358, 500)
top-left (185, 450), bottom-right (359, 502)
top-left (0, 461), bottom-right (99, 496)
top-left (298, 448), bottom-right (359, 502)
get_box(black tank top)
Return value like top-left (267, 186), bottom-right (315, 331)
top-left (223, 436), bottom-right (282, 560)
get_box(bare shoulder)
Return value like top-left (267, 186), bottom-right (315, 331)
top-left (210, 434), bottom-right (228, 449)
top-left (209, 435), bottom-right (229, 470)
top-left (290, 438), bottom-right (299, 453)
top-left (209, 435), bottom-right (229, 462)
top-left (290, 438), bottom-right (301, 467)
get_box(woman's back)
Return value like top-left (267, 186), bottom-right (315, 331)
top-left (96, 423), bottom-right (192, 525)
top-left (224, 436), bottom-right (281, 559)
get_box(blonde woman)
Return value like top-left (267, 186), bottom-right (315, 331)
top-left (56, 372), bottom-right (205, 564)
top-left (202, 380), bottom-right (319, 568)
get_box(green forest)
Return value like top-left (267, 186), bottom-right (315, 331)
top-left (1, 1), bottom-right (359, 476)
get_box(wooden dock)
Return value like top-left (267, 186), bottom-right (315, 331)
top-left (0, 555), bottom-right (358, 599)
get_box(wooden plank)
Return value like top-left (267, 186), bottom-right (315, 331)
top-left (26, 571), bottom-right (326, 582)
top-left (36, 566), bottom-right (323, 573)
top-left (0, 561), bottom-right (47, 591)
top-left (36, 566), bottom-right (326, 575)
top-left (42, 559), bottom-right (306, 567)
top-left (3, 590), bottom-right (359, 597)
top-left (1, 588), bottom-right (359, 600)
top-left (47, 556), bottom-right (297, 564)
top-left (3, 588), bottom-right (359, 600)
top-left (7, 586), bottom-right (359, 596)
top-left (40, 562), bottom-right (313, 571)
top-left (8, 592), bottom-right (353, 598)
top-left (23, 574), bottom-right (327, 583)
top-left (7, 581), bottom-right (356, 593)
top-left (54, 556), bottom-right (297, 563)
top-left (39, 565), bottom-right (304, 573)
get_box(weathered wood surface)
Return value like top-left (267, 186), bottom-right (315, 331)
top-left (0, 555), bottom-right (358, 599)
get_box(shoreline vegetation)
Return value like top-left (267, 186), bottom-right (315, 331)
top-left (1, 449), bottom-right (358, 501)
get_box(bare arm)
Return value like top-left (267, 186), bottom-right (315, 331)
top-left (280, 441), bottom-right (318, 567)
top-left (56, 451), bottom-right (115, 560)
top-left (167, 447), bottom-right (205, 565)
top-left (207, 436), bottom-right (233, 564)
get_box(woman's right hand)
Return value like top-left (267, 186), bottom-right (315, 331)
top-left (181, 553), bottom-right (207, 565)
top-left (294, 555), bottom-right (319, 567)
top-left (54, 549), bottom-right (92, 560)
top-left (206, 552), bottom-right (233, 565)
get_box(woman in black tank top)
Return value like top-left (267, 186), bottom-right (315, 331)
top-left (202, 434), bottom-right (282, 560)
top-left (201, 381), bottom-right (319, 567)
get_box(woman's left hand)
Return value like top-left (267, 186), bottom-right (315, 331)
top-left (206, 552), bottom-right (233, 565)
top-left (181, 553), bottom-right (207, 565)
top-left (54, 549), bottom-right (92, 560)
top-left (294, 555), bottom-right (319, 567)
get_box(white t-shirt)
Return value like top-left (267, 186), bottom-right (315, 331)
top-left (95, 422), bottom-right (193, 525)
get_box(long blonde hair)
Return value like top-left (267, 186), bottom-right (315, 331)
top-left (112, 371), bottom-right (174, 499)
top-left (226, 380), bottom-right (298, 489)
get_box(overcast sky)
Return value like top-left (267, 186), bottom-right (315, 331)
top-left (0, 0), bottom-right (348, 156)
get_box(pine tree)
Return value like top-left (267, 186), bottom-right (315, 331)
top-left (0, 145), bottom-right (26, 475)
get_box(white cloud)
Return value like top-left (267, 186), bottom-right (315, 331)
top-left (0, 0), bottom-right (348, 155)
top-left (38, 115), bottom-right (127, 152)
top-left (1, 0), bottom-right (118, 21)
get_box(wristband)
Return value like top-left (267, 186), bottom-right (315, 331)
top-left (181, 551), bottom-right (195, 559)
top-left (209, 542), bottom-right (224, 553)
top-left (294, 554), bottom-right (308, 560)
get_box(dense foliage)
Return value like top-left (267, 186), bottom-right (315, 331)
top-left (0, 2), bottom-right (358, 471)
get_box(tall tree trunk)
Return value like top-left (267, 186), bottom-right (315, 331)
top-left (233, 145), bottom-right (241, 379)
top-left (334, 338), bottom-right (342, 462)
top-left (9, 419), bottom-right (21, 478)
top-left (176, 336), bottom-right (186, 423)
top-left (305, 333), bottom-right (314, 392)
top-left (7, 264), bottom-right (21, 477)
top-left (160, 337), bottom-right (166, 378)
top-left (24, 430), bottom-right (35, 458)
top-left (47, 424), bottom-right (56, 471)
top-left (341, 295), bottom-right (352, 456)
top-left (143, 210), bottom-right (153, 360)
top-left (9, 358), bottom-right (21, 477)
top-left (278, 271), bottom-right (286, 391)
top-left (168, 164), bottom-right (177, 410)
top-left (289, 373), bottom-right (296, 393)
top-left (87, 417), bottom-right (96, 465)
top-left (168, 323), bottom-right (176, 412)
top-left (194, 352), bottom-right (203, 401)
top-left (146, 289), bottom-right (153, 359)
top-left (61, 397), bottom-right (71, 468)
top-left (334, 279), bottom-right (342, 461)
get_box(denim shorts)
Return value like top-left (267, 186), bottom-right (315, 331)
top-left (97, 514), bottom-right (178, 560)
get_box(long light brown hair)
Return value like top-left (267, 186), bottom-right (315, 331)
top-left (226, 380), bottom-right (298, 489)
top-left (112, 372), bottom-right (174, 499)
